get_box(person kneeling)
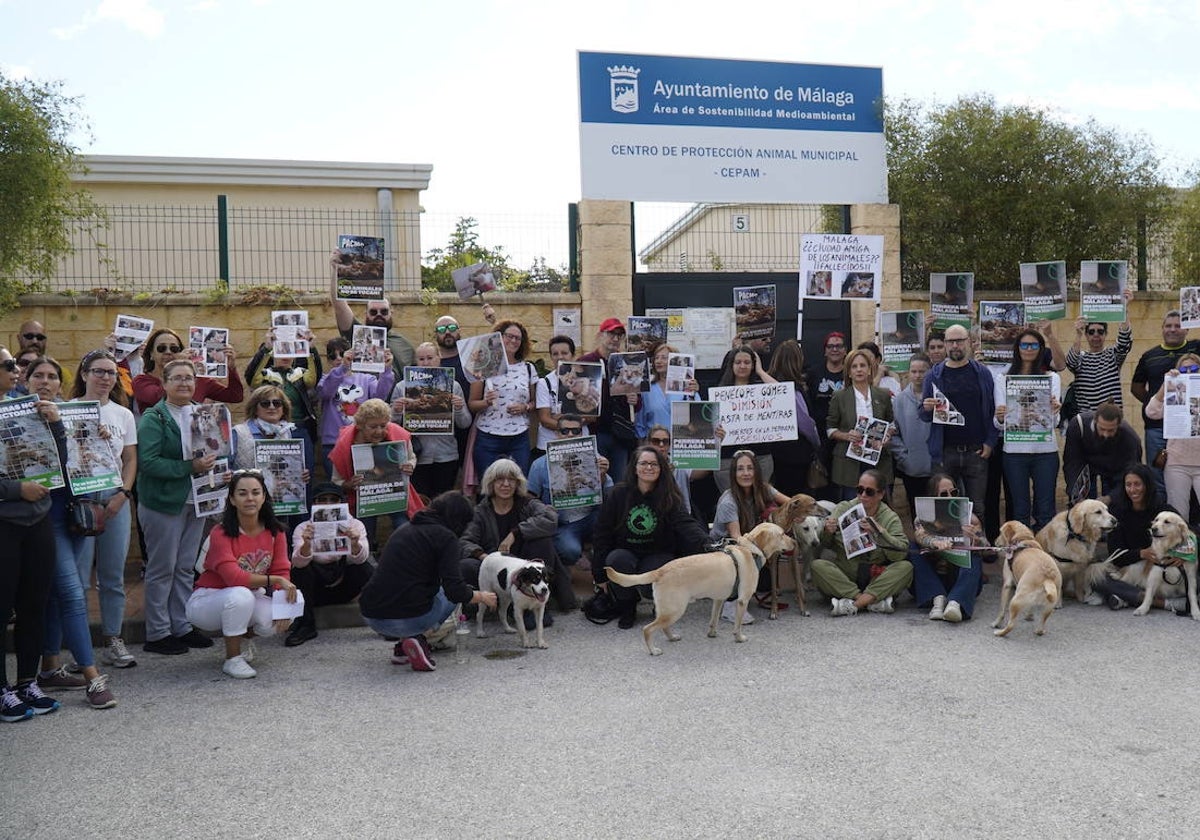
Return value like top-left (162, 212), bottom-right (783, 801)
top-left (813, 469), bottom-right (912, 616)
top-left (186, 471), bottom-right (299, 679)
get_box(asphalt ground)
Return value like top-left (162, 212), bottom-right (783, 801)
top-left (4, 572), bottom-right (1199, 840)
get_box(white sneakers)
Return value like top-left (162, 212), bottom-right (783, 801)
top-left (830, 598), bottom-right (858, 617)
top-left (928, 595), bottom-right (946, 621)
top-left (942, 600), bottom-right (963, 623)
top-left (720, 601), bottom-right (755, 624)
top-left (867, 596), bottom-right (894, 614)
top-left (222, 655), bottom-right (256, 679)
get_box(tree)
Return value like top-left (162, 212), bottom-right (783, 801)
top-left (0, 73), bottom-right (103, 310)
top-left (1171, 178), bottom-right (1200, 286)
top-left (885, 94), bottom-right (1173, 291)
top-left (421, 217), bottom-right (515, 293)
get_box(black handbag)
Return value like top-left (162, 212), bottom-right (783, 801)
top-left (582, 588), bottom-right (624, 624)
top-left (67, 499), bottom-right (108, 537)
top-left (610, 407), bottom-right (639, 446)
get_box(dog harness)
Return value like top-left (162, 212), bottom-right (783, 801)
top-left (723, 542), bottom-right (767, 602)
top-left (1048, 514), bottom-right (1094, 565)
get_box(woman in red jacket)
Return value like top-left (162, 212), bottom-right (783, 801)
top-left (186, 470), bottom-right (297, 679)
top-left (132, 328), bottom-right (243, 413)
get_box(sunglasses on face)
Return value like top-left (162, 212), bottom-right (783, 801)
top-left (0, 359), bottom-right (17, 372)
top-left (22, 333), bottom-right (47, 342)
top-left (156, 344), bottom-right (183, 354)
top-left (1019, 342), bottom-right (1041, 350)
top-left (937, 490), bottom-right (955, 497)
top-left (258, 399), bottom-right (285, 408)
top-left (558, 426), bottom-right (583, 436)
top-left (855, 485), bottom-right (880, 497)
top-left (435, 324), bottom-right (460, 334)
top-left (231, 468), bottom-right (264, 478)
top-left (1086, 328), bottom-right (1106, 336)
top-left (368, 308), bottom-right (390, 316)
top-left (1180, 364), bottom-right (1200, 374)
top-left (649, 436), bottom-right (670, 445)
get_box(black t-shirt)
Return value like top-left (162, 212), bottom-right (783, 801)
top-left (807, 364), bottom-right (844, 441)
top-left (1132, 341), bottom-right (1200, 425)
top-left (940, 364), bottom-right (985, 446)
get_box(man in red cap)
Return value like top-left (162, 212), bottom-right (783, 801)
top-left (578, 318), bottom-right (637, 479)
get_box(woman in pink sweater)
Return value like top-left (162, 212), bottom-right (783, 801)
top-left (185, 471), bottom-right (298, 679)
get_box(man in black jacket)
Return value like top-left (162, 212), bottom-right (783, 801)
top-left (1062, 403), bottom-right (1142, 502)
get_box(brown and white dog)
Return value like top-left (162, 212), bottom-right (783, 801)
top-left (763, 493), bottom-right (818, 617)
top-left (604, 522), bottom-right (796, 655)
top-left (475, 553), bottom-right (551, 649)
top-left (1035, 498), bottom-right (1118, 603)
top-left (1130, 511), bottom-right (1200, 619)
top-left (993, 520), bottom-right (1062, 637)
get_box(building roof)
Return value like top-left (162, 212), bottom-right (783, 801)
top-left (76, 155), bottom-right (433, 190)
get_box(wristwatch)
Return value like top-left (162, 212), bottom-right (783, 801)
top-left (120, 488), bottom-right (133, 498)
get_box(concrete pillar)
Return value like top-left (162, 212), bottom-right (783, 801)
top-left (577, 200), bottom-right (633, 345)
top-left (850, 203), bottom-right (902, 343)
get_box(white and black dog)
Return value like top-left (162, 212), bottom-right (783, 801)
top-left (475, 552), bottom-right (552, 649)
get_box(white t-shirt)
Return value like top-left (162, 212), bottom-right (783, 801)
top-left (534, 372), bottom-right (592, 450)
top-left (476, 361), bottom-right (536, 437)
top-left (98, 399), bottom-right (138, 471)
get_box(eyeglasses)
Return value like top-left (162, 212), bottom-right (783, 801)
top-left (1085, 328), bottom-right (1107, 336)
top-left (155, 344), bottom-right (183, 354)
top-left (945, 338), bottom-right (968, 345)
top-left (86, 368), bottom-right (119, 377)
top-left (367, 308), bottom-right (390, 316)
top-left (648, 436), bottom-right (670, 445)
top-left (1181, 364), bottom-right (1200, 374)
top-left (558, 426), bottom-right (583, 436)
top-left (435, 324), bottom-right (460, 334)
top-left (258, 399), bottom-right (285, 408)
top-left (0, 359), bottom-right (17, 372)
top-left (855, 485), bottom-right (880, 497)
top-left (166, 375), bottom-right (196, 383)
top-left (22, 333), bottom-right (47, 342)
top-left (1018, 342), bottom-right (1041, 350)
top-left (636, 461), bottom-right (660, 469)
top-left (493, 476), bottom-right (517, 484)
top-left (825, 343), bottom-right (845, 350)
top-left (936, 490), bottom-right (955, 498)
top-left (502, 332), bottom-right (523, 341)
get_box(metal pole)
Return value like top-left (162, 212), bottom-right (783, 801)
top-left (217, 194), bottom-right (229, 291)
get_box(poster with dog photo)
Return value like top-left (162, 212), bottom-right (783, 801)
top-left (181, 403), bottom-right (232, 460)
top-left (670, 400), bottom-right (720, 470)
top-left (879, 310), bottom-right (924, 373)
top-left (310, 503), bottom-right (352, 559)
top-left (978, 301), bottom-right (1026, 365)
top-left (451, 261), bottom-right (498, 300)
top-left (665, 352), bottom-right (696, 396)
top-left (546, 434), bottom-right (603, 510)
top-left (1004, 375), bottom-right (1055, 444)
top-left (191, 458), bottom-right (231, 518)
top-left (929, 273), bottom-right (973, 330)
top-left (188, 326), bottom-right (229, 378)
top-left (113, 314), bottom-right (154, 361)
top-left (555, 361), bottom-right (603, 416)
top-left (1179, 287), bottom-right (1200, 329)
top-left (1019, 261), bottom-right (1067, 321)
top-left (254, 438), bottom-right (307, 516)
top-left (457, 332), bottom-right (508, 384)
top-left (799, 234), bottom-right (884, 301)
top-left (625, 316), bottom-right (668, 354)
top-left (350, 325), bottom-right (388, 375)
top-left (334, 234), bottom-right (385, 301)
top-left (838, 503), bottom-right (877, 559)
top-left (0, 396), bottom-right (65, 489)
top-left (846, 415), bottom-right (892, 466)
top-left (271, 310), bottom-right (310, 359)
top-left (59, 400), bottom-right (122, 495)
top-left (608, 351), bottom-right (650, 397)
top-left (734, 284), bottom-right (777, 352)
top-left (401, 366), bottom-right (455, 434)
top-left (1163, 374), bottom-right (1200, 439)
top-left (914, 496), bottom-right (974, 568)
top-left (1079, 261), bottom-right (1126, 323)
top-left (930, 385), bottom-right (964, 426)
top-left (351, 441), bottom-right (409, 517)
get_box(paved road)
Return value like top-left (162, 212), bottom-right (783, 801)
top-left (6, 580), bottom-right (1198, 839)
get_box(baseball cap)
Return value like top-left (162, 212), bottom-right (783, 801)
top-left (312, 482), bottom-right (345, 501)
top-left (600, 318), bottom-right (626, 334)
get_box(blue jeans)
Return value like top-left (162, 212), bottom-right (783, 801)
top-left (555, 510), bottom-right (597, 565)
top-left (595, 431), bottom-right (630, 484)
top-left (910, 547), bottom-right (983, 618)
top-left (75, 492), bottom-right (131, 638)
top-left (1002, 451), bottom-right (1060, 532)
top-left (363, 588), bottom-right (456, 639)
top-left (473, 429), bottom-right (531, 479)
top-left (1146, 426), bottom-right (1166, 496)
top-left (44, 509), bottom-right (96, 668)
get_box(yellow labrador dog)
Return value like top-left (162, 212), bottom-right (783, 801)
top-left (1035, 499), bottom-right (1118, 603)
top-left (604, 522), bottom-right (796, 656)
top-left (1129, 511), bottom-right (1200, 619)
top-left (993, 520), bottom-right (1062, 637)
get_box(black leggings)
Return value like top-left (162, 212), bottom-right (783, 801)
top-left (0, 516), bottom-right (55, 687)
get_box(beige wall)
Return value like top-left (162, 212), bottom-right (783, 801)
top-left (640, 203), bottom-right (827, 272)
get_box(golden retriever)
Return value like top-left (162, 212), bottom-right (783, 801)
top-left (993, 520), bottom-right (1062, 637)
top-left (1035, 499), bottom-right (1118, 602)
top-left (1128, 511), bottom-right (1200, 619)
top-left (604, 522), bottom-right (797, 656)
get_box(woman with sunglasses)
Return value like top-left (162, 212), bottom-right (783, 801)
top-left (827, 348), bottom-right (896, 501)
top-left (10, 349), bottom-right (40, 397)
top-left (66, 350), bottom-right (139, 669)
top-left (136, 358), bottom-right (221, 656)
top-left (1, 357), bottom-right (71, 720)
top-left (23, 357), bottom-right (119, 709)
top-left (131, 328), bottom-right (243, 414)
top-left (592, 444), bottom-right (709, 629)
top-left (186, 470), bottom-right (297, 678)
top-left (468, 319), bottom-right (538, 478)
top-left (709, 450), bottom-right (792, 623)
top-left (910, 473), bottom-right (986, 622)
top-left (231, 385), bottom-right (313, 520)
top-left (814, 469), bottom-right (911, 615)
top-left (390, 342), bottom-right (472, 499)
top-left (992, 329), bottom-right (1061, 532)
top-left (709, 344), bottom-right (777, 492)
top-left (1143, 353), bottom-right (1200, 520)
